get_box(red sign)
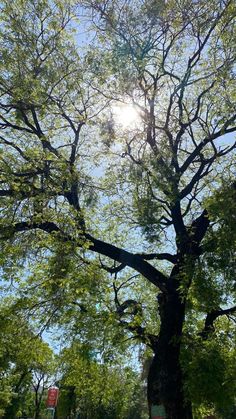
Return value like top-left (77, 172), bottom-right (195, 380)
top-left (46, 387), bottom-right (59, 408)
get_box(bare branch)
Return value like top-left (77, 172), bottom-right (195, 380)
top-left (136, 252), bottom-right (177, 264)
top-left (180, 116), bottom-right (236, 174)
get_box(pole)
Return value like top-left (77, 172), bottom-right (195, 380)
top-left (47, 408), bottom-right (55, 419)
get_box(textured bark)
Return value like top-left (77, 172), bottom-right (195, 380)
top-left (147, 291), bottom-right (192, 419)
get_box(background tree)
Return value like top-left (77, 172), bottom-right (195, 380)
top-left (0, 0), bottom-right (236, 418)
top-left (57, 340), bottom-right (146, 419)
top-left (0, 302), bottom-right (55, 418)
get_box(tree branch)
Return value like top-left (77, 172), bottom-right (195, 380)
top-left (0, 221), bottom-right (168, 291)
top-left (85, 233), bottom-right (168, 291)
top-left (201, 305), bottom-right (236, 338)
top-left (136, 252), bottom-right (177, 264)
top-left (190, 209), bottom-right (210, 245)
top-left (180, 117), bottom-right (236, 174)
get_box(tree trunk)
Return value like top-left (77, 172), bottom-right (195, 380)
top-left (34, 403), bottom-right (41, 419)
top-left (34, 387), bottom-right (41, 419)
top-left (147, 291), bottom-right (192, 419)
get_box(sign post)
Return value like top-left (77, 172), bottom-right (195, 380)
top-left (46, 386), bottom-right (59, 419)
top-left (47, 407), bottom-right (55, 419)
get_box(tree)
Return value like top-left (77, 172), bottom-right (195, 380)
top-left (0, 302), bottom-right (55, 418)
top-left (57, 341), bottom-right (146, 419)
top-left (0, 0), bottom-right (236, 418)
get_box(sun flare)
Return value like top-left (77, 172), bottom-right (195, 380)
top-left (113, 104), bottom-right (140, 128)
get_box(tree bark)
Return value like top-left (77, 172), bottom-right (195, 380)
top-left (147, 291), bottom-right (192, 419)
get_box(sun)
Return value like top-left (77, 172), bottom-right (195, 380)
top-left (113, 104), bottom-right (140, 128)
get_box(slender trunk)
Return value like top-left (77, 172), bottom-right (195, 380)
top-left (147, 291), bottom-right (192, 419)
top-left (34, 407), bottom-right (40, 419)
top-left (34, 386), bottom-right (42, 419)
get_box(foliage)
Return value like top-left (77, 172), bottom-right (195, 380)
top-left (0, 0), bottom-right (235, 417)
top-left (182, 318), bottom-right (236, 415)
top-left (0, 301), bottom-right (55, 417)
top-left (57, 341), bottom-right (147, 419)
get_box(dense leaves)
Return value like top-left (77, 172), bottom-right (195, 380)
top-left (0, 1), bottom-right (235, 418)
top-left (0, 303), bottom-right (54, 418)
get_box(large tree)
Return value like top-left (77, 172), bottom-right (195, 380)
top-left (0, 0), bottom-right (236, 417)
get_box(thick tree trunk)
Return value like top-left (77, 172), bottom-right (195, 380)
top-left (147, 291), bottom-right (192, 419)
